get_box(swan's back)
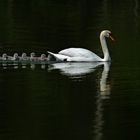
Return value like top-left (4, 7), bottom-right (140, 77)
top-left (59, 48), bottom-right (102, 61)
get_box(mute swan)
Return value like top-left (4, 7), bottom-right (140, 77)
top-left (47, 30), bottom-right (114, 62)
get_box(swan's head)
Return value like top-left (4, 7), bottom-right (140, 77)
top-left (101, 30), bottom-right (115, 41)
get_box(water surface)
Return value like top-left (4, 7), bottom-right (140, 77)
top-left (1, 0), bottom-right (140, 140)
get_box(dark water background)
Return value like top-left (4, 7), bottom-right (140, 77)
top-left (1, 0), bottom-right (140, 140)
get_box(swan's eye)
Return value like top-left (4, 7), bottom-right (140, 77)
top-left (104, 32), bottom-right (110, 37)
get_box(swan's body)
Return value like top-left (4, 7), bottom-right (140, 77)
top-left (48, 30), bottom-right (114, 62)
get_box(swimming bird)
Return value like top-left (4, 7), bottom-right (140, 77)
top-left (1, 53), bottom-right (8, 60)
top-left (47, 30), bottom-right (114, 62)
top-left (8, 53), bottom-right (19, 61)
top-left (37, 54), bottom-right (47, 61)
top-left (20, 53), bottom-right (28, 61)
top-left (30, 52), bottom-right (36, 61)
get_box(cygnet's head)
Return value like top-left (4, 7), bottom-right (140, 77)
top-left (30, 52), bottom-right (35, 57)
top-left (22, 53), bottom-right (27, 58)
top-left (13, 53), bottom-right (18, 58)
top-left (2, 53), bottom-right (7, 58)
top-left (41, 54), bottom-right (46, 59)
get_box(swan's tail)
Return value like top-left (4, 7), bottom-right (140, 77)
top-left (47, 51), bottom-right (70, 61)
top-left (47, 51), bottom-right (59, 61)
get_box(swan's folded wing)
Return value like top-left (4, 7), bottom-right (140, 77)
top-left (47, 51), bottom-right (70, 61)
top-left (59, 48), bottom-right (102, 61)
top-left (59, 48), bottom-right (99, 57)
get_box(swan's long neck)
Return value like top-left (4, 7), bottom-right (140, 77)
top-left (100, 34), bottom-right (111, 61)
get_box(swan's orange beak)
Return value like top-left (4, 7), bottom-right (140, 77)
top-left (109, 34), bottom-right (115, 41)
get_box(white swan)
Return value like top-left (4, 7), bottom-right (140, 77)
top-left (47, 30), bottom-right (114, 62)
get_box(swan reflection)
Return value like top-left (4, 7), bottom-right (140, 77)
top-left (0, 61), bottom-right (111, 94)
top-left (94, 62), bottom-right (111, 140)
top-left (0, 61), bottom-right (111, 140)
top-left (49, 62), bottom-right (111, 140)
top-left (48, 62), bottom-right (104, 78)
top-left (48, 62), bottom-right (111, 92)
top-left (99, 62), bottom-right (111, 96)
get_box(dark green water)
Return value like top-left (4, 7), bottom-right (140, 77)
top-left (1, 0), bottom-right (140, 140)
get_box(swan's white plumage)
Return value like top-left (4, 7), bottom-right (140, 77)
top-left (48, 30), bottom-right (114, 62)
top-left (59, 48), bottom-right (102, 61)
top-left (47, 51), bottom-right (71, 61)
